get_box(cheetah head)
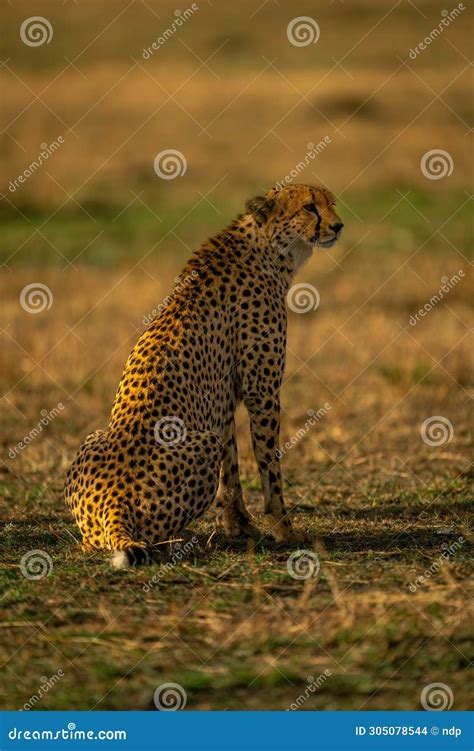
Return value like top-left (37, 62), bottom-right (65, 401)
top-left (245, 183), bottom-right (344, 268)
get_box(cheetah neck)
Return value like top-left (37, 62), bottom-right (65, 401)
top-left (234, 215), bottom-right (312, 285)
top-left (186, 215), bottom-right (310, 293)
top-left (284, 240), bottom-right (314, 275)
top-left (247, 216), bottom-right (314, 280)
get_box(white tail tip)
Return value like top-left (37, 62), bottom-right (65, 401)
top-left (110, 550), bottom-right (130, 570)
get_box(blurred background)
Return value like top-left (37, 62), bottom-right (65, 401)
top-left (1, 0), bottom-right (472, 711)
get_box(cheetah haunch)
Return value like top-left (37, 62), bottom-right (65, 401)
top-left (64, 184), bottom-right (344, 567)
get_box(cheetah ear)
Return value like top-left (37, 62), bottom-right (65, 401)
top-left (245, 195), bottom-right (275, 225)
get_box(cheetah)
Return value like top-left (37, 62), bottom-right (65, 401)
top-left (64, 184), bottom-right (344, 567)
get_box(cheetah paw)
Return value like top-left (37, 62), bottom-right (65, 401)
top-left (269, 525), bottom-right (312, 545)
top-left (220, 520), bottom-right (263, 540)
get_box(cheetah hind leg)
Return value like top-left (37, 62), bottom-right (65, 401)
top-left (216, 485), bottom-right (262, 540)
top-left (109, 429), bottom-right (224, 569)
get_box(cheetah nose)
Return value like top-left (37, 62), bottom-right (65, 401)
top-left (330, 222), bottom-right (344, 237)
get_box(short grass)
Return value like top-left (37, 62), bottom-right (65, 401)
top-left (1, 469), bottom-right (472, 710)
top-left (1, 187), bottom-right (472, 268)
top-left (1, 186), bottom-right (472, 710)
top-left (1, 0), bottom-right (472, 713)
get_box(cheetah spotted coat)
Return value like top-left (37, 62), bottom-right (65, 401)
top-left (64, 184), bottom-right (343, 566)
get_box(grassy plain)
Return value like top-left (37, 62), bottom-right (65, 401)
top-left (1, 0), bottom-right (472, 710)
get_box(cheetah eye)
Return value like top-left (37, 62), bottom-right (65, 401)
top-left (303, 203), bottom-right (318, 214)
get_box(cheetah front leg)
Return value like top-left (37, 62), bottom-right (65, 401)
top-left (215, 418), bottom-right (261, 539)
top-left (245, 393), bottom-right (309, 544)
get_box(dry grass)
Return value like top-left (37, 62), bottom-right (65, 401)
top-left (1, 0), bottom-right (473, 211)
top-left (2, 231), bottom-right (472, 709)
top-left (1, 66), bottom-right (472, 210)
top-left (0, 0), bottom-right (472, 711)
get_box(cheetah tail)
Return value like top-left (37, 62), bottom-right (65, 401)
top-left (110, 544), bottom-right (151, 570)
